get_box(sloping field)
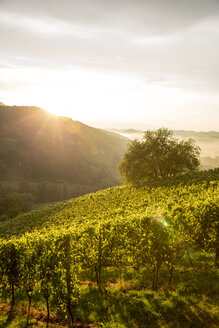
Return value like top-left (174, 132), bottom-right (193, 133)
top-left (0, 169), bottom-right (218, 327)
top-left (1, 169), bottom-right (218, 241)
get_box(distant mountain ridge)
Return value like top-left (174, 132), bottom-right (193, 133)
top-left (106, 128), bottom-right (219, 170)
top-left (0, 105), bottom-right (128, 202)
top-left (107, 128), bottom-right (219, 137)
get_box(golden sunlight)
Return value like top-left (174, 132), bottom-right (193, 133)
top-left (1, 65), bottom-right (214, 129)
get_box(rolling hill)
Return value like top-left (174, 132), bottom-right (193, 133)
top-left (0, 169), bottom-right (218, 327)
top-left (0, 105), bottom-right (128, 201)
top-left (1, 168), bottom-right (218, 240)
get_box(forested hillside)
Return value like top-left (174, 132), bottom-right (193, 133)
top-left (0, 169), bottom-right (218, 327)
top-left (0, 105), bottom-right (128, 203)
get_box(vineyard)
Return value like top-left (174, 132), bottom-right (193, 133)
top-left (0, 169), bottom-right (219, 327)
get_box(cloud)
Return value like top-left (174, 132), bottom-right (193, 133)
top-left (0, 0), bottom-right (219, 130)
top-left (0, 1), bottom-right (218, 88)
top-left (1, 0), bottom-right (219, 34)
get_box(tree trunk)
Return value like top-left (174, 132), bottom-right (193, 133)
top-left (154, 265), bottom-right (159, 290)
top-left (119, 267), bottom-right (122, 285)
top-left (97, 229), bottom-right (102, 287)
top-left (187, 250), bottom-right (193, 266)
top-left (25, 293), bottom-right (32, 327)
top-left (215, 228), bottom-right (219, 268)
top-left (152, 265), bottom-right (155, 290)
top-left (98, 266), bottom-right (102, 286)
top-left (64, 235), bottom-right (74, 326)
top-left (46, 295), bottom-right (50, 327)
top-left (168, 264), bottom-right (174, 288)
top-left (11, 282), bottom-right (15, 308)
top-left (95, 265), bottom-right (102, 287)
top-left (27, 294), bottom-right (32, 315)
top-left (152, 264), bottom-right (160, 290)
top-left (95, 266), bottom-right (99, 285)
top-left (67, 303), bottom-right (74, 327)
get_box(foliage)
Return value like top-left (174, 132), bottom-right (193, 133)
top-left (0, 169), bottom-right (218, 325)
top-left (0, 267), bottom-right (218, 327)
top-left (0, 193), bottom-right (34, 222)
top-left (119, 128), bottom-right (200, 185)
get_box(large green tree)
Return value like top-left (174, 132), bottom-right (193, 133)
top-left (119, 128), bottom-right (200, 185)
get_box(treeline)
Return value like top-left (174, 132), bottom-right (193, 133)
top-left (0, 173), bottom-right (218, 324)
top-left (0, 180), bottom-right (110, 222)
top-left (0, 193), bottom-right (34, 222)
top-left (0, 180), bottom-right (108, 204)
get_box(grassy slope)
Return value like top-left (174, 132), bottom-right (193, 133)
top-left (0, 169), bottom-right (219, 241)
top-left (0, 169), bottom-right (219, 327)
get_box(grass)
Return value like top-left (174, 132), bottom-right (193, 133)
top-left (0, 304), bottom-right (94, 327)
top-left (1, 264), bottom-right (218, 328)
top-left (74, 278), bottom-right (219, 328)
top-left (0, 306), bottom-right (47, 328)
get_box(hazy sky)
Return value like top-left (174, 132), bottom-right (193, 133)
top-left (0, 0), bottom-right (219, 130)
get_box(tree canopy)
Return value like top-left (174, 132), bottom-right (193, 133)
top-left (119, 128), bottom-right (200, 185)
